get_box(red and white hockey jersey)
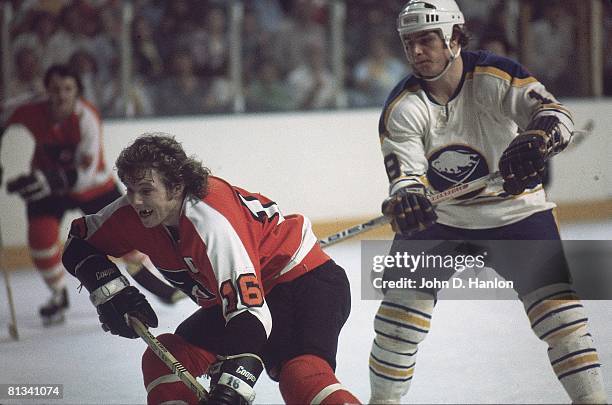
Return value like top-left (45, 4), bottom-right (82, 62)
top-left (72, 176), bottom-right (330, 337)
top-left (7, 98), bottom-right (115, 201)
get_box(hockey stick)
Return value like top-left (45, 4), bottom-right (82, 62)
top-left (319, 171), bottom-right (502, 247)
top-left (0, 221), bottom-right (19, 340)
top-left (319, 125), bottom-right (593, 248)
top-left (128, 316), bottom-right (209, 401)
top-left (1, 269), bottom-right (18, 340)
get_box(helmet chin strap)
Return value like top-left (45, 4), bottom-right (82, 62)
top-left (412, 46), bottom-right (462, 82)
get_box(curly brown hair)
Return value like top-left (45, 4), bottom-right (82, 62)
top-left (116, 133), bottom-right (210, 200)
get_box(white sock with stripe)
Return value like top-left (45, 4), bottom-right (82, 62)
top-left (369, 289), bottom-right (434, 403)
top-left (522, 283), bottom-right (607, 403)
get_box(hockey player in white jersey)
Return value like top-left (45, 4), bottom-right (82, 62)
top-left (368, 0), bottom-right (608, 403)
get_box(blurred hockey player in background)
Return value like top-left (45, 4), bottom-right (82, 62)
top-left (61, 134), bottom-right (360, 404)
top-left (369, 0), bottom-right (607, 403)
top-left (0, 64), bottom-right (184, 326)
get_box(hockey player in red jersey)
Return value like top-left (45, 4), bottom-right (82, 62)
top-left (61, 134), bottom-right (360, 405)
top-left (0, 64), bottom-right (184, 325)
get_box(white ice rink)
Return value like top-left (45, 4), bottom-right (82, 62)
top-left (1, 221), bottom-right (611, 404)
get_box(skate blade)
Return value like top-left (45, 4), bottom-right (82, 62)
top-left (9, 324), bottom-right (19, 340)
top-left (42, 312), bottom-right (66, 327)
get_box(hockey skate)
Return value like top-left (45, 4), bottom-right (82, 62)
top-left (39, 287), bottom-right (69, 326)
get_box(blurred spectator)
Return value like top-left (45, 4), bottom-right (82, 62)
top-left (344, 2), bottom-right (401, 84)
top-left (456, 0), bottom-right (498, 26)
top-left (154, 50), bottom-right (208, 116)
top-left (88, 4), bottom-right (120, 84)
top-left (156, 0), bottom-right (195, 61)
top-left (1, 45), bottom-right (45, 122)
top-left (132, 15), bottom-right (164, 81)
top-left (456, 0), bottom-right (497, 46)
top-left (242, 7), bottom-right (265, 83)
top-left (202, 7), bottom-right (229, 77)
top-left (527, 0), bottom-right (576, 96)
top-left (45, 3), bottom-right (97, 66)
top-left (7, 45), bottom-right (45, 101)
top-left (12, 10), bottom-right (59, 70)
top-left (188, 6), bottom-right (229, 78)
top-left (186, 20), bottom-right (209, 78)
top-left (478, 1), bottom-right (519, 53)
top-left (272, 0), bottom-right (327, 75)
top-left (287, 41), bottom-right (336, 110)
top-left (246, 59), bottom-right (293, 112)
top-left (100, 58), bottom-right (155, 118)
top-left (202, 77), bottom-right (233, 114)
top-left (250, 0), bottom-right (285, 34)
top-left (8, 0), bottom-right (68, 37)
top-left (479, 32), bottom-right (515, 59)
top-left (133, 0), bottom-right (165, 28)
top-left (69, 49), bottom-right (101, 108)
top-left (350, 37), bottom-right (409, 108)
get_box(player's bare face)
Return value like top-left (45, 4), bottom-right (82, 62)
top-left (47, 75), bottom-right (79, 121)
top-left (402, 30), bottom-right (448, 77)
top-left (125, 169), bottom-right (183, 228)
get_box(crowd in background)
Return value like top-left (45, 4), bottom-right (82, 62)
top-left (2, 0), bottom-right (611, 119)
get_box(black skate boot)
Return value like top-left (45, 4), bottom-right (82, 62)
top-left (39, 287), bottom-right (69, 326)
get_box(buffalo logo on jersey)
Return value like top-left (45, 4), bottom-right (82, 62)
top-left (427, 145), bottom-right (489, 200)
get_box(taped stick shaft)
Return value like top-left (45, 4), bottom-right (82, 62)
top-left (128, 316), bottom-right (208, 400)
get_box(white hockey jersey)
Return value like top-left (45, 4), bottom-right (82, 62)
top-left (379, 50), bottom-right (574, 229)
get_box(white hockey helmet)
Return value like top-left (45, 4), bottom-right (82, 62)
top-left (397, 0), bottom-right (465, 48)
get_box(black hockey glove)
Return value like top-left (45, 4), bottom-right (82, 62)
top-left (499, 116), bottom-right (567, 195)
top-left (97, 286), bottom-right (158, 338)
top-left (203, 354), bottom-right (264, 405)
top-left (7, 169), bottom-right (75, 202)
top-left (498, 133), bottom-right (547, 195)
top-left (382, 184), bottom-right (437, 236)
top-left (62, 237), bottom-right (158, 339)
